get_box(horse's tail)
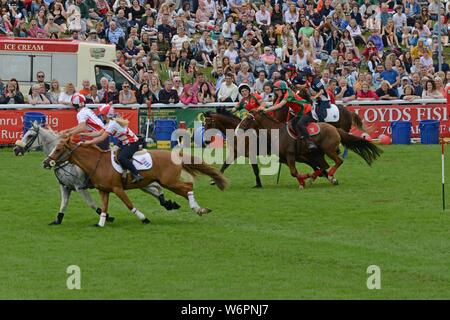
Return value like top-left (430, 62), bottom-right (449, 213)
top-left (181, 156), bottom-right (229, 190)
top-left (337, 129), bottom-right (382, 166)
top-left (351, 112), bottom-right (366, 132)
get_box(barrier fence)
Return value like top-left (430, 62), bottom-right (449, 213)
top-left (0, 99), bottom-right (448, 145)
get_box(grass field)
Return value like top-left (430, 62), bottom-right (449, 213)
top-left (0, 144), bottom-right (449, 299)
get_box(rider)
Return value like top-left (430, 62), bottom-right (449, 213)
top-left (231, 83), bottom-right (267, 113)
top-left (59, 93), bottom-right (109, 151)
top-left (302, 66), bottom-right (330, 122)
top-left (282, 63), bottom-right (298, 90)
top-left (261, 80), bottom-right (317, 150)
top-left (81, 104), bottom-right (144, 184)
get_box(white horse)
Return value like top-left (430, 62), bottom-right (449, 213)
top-left (14, 122), bottom-right (180, 225)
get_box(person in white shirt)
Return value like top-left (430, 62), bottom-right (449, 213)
top-left (255, 4), bottom-right (271, 27)
top-left (222, 15), bottom-right (236, 40)
top-left (59, 94), bottom-right (110, 151)
top-left (58, 82), bottom-right (76, 105)
top-left (171, 28), bottom-right (191, 51)
top-left (392, 5), bottom-right (407, 34)
top-left (217, 73), bottom-right (239, 102)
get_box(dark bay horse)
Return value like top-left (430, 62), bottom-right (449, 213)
top-left (43, 138), bottom-right (228, 227)
top-left (203, 107), bottom-right (289, 188)
top-left (237, 110), bottom-right (382, 188)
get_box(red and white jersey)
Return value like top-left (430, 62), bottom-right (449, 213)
top-left (105, 120), bottom-right (138, 145)
top-left (77, 107), bottom-right (105, 132)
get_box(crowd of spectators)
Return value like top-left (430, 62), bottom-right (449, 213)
top-left (1, 0), bottom-right (450, 106)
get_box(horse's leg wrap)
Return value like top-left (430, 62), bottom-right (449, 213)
top-left (328, 167), bottom-right (337, 177)
top-left (188, 191), bottom-right (200, 209)
top-left (98, 212), bottom-right (107, 227)
top-left (296, 174), bottom-right (307, 188)
top-left (311, 169), bottom-right (322, 181)
top-left (131, 207), bottom-right (146, 221)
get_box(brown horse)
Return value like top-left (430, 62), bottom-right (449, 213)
top-left (203, 107), bottom-right (290, 188)
top-left (42, 138), bottom-right (228, 227)
top-left (237, 110), bottom-right (382, 188)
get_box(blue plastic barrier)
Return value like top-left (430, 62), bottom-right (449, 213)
top-left (391, 121), bottom-right (411, 144)
top-left (23, 112), bottom-right (46, 133)
top-left (419, 120), bottom-right (440, 144)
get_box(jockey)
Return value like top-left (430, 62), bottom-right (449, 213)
top-left (302, 66), bottom-right (330, 122)
top-left (81, 104), bottom-right (144, 184)
top-left (282, 63), bottom-right (298, 90)
top-left (231, 83), bottom-right (267, 113)
top-left (261, 80), bottom-right (317, 150)
top-left (59, 93), bottom-right (109, 150)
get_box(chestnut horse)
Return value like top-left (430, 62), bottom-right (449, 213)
top-left (203, 107), bottom-right (289, 188)
top-left (237, 110), bottom-right (382, 188)
top-left (43, 138), bottom-right (228, 227)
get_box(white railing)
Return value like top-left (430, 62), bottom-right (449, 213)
top-left (0, 99), bottom-right (446, 110)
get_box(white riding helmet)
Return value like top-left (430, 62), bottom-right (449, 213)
top-left (98, 103), bottom-right (115, 119)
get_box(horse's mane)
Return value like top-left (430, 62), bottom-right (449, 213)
top-left (216, 107), bottom-right (241, 121)
top-left (257, 110), bottom-right (282, 125)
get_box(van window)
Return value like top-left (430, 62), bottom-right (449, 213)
top-left (95, 65), bottom-right (134, 91)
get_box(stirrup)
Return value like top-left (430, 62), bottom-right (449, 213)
top-left (307, 140), bottom-right (318, 150)
top-left (132, 174), bottom-right (144, 183)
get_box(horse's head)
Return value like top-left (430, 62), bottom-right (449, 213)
top-left (14, 122), bottom-right (43, 156)
top-left (235, 110), bottom-right (257, 133)
top-left (42, 137), bottom-right (76, 169)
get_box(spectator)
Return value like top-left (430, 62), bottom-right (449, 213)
top-left (86, 85), bottom-right (101, 103)
top-left (28, 71), bottom-right (50, 96)
top-left (356, 82), bottom-right (378, 101)
top-left (58, 82), bottom-right (76, 105)
top-left (197, 82), bottom-right (215, 104)
top-left (401, 84), bottom-right (421, 101)
top-left (28, 84), bottom-right (50, 105)
top-left (217, 73), bottom-right (239, 102)
top-left (410, 72), bottom-right (424, 96)
top-left (79, 79), bottom-right (91, 96)
top-left (0, 81), bottom-right (25, 104)
top-left (422, 79), bottom-right (445, 99)
top-left (335, 78), bottom-right (356, 103)
top-left (101, 81), bottom-right (120, 104)
top-left (180, 84), bottom-right (198, 105)
top-left (375, 80), bottom-right (399, 100)
top-left (158, 80), bottom-right (179, 104)
top-left (137, 83), bottom-right (156, 104)
top-left (118, 81), bottom-right (137, 104)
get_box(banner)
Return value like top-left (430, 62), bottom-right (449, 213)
top-left (346, 102), bottom-right (449, 138)
top-left (0, 108), bottom-right (138, 145)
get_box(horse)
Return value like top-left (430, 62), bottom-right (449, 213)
top-left (203, 107), bottom-right (289, 188)
top-left (42, 137), bottom-right (228, 227)
top-left (13, 123), bottom-right (180, 225)
top-left (237, 110), bottom-right (382, 188)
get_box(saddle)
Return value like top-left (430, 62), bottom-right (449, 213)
top-left (287, 121), bottom-right (321, 140)
top-left (312, 103), bottom-right (340, 122)
top-left (111, 147), bottom-right (153, 184)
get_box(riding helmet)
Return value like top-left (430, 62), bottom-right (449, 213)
top-left (71, 93), bottom-right (86, 108)
top-left (238, 83), bottom-right (251, 94)
top-left (273, 80), bottom-right (289, 90)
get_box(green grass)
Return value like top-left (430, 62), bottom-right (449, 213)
top-left (0, 145), bottom-right (450, 299)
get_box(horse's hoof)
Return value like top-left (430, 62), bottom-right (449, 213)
top-left (142, 218), bottom-right (151, 224)
top-left (253, 184), bottom-right (262, 188)
top-left (331, 179), bottom-right (339, 185)
top-left (48, 220), bottom-right (61, 226)
top-left (106, 216), bottom-right (115, 223)
top-left (93, 224), bottom-right (103, 228)
top-left (210, 180), bottom-right (216, 185)
top-left (197, 208), bottom-right (212, 216)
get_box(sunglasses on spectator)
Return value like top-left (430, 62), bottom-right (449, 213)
top-left (37, 75), bottom-right (45, 78)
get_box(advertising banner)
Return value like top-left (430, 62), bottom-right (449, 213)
top-left (0, 108), bottom-right (138, 145)
top-left (347, 102), bottom-right (449, 138)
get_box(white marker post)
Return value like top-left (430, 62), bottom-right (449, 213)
top-left (442, 138), bottom-right (445, 211)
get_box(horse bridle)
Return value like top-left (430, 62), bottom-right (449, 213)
top-left (47, 141), bottom-right (82, 167)
top-left (22, 126), bottom-right (41, 152)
